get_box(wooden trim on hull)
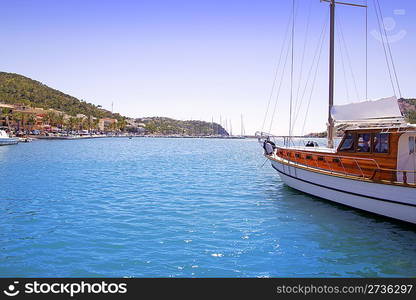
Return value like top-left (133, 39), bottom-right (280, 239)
top-left (267, 154), bottom-right (416, 188)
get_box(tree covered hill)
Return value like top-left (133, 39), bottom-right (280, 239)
top-left (0, 72), bottom-right (121, 119)
top-left (398, 98), bottom-right (416, 124)
top-left (134, 117), bottom-right (228, 136)
top-left (0, 72), bottom-right (229, 135)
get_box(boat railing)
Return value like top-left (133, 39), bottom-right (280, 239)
top-left (259, 132), bottom-right (416, 185)
top-left (276, 150), bottom-right (415, 185)
top-left (255, 132), bottom-right (336, 149)
top-left (371, 168), bottom-right (416, 185)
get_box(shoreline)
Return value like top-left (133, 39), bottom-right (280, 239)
top-left (27, 134), bottom-right (251, 140)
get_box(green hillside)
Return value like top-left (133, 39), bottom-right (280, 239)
top-left (0, 72), bottom-right (121, 119)
top-left (398, 98), bottom-right (416, 124)
top-left (135, 117), bottom-right (228, 136)
top-left (0, 72), bottom-right (229, 135)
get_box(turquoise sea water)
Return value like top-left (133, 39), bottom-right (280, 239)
top-left (0, 138), bottom-right (415, 277)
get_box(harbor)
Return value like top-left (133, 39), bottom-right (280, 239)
top-left (0, 0), bottom-right (415, 284)
top-left (0, 102), bottom-right (249, 143)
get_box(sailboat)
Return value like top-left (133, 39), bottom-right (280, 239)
top-left (258, 0), bottom-right (416, 224)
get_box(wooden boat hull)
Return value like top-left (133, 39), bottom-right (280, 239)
top-left (270, 157), bottom-right (416, 224)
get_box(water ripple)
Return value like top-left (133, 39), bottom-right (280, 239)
top-left (0, 138), bottom-right (415, 277)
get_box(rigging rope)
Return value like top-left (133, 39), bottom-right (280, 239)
top-left (268, 26), bottom-right (293, 134)
top-left (373, 0), bottom-right (397, 97)
top-left (291, 11), bottom-right (329, 135)
top-left (260, 5), bottom-right (294, 133)
top-left (289, 0), bottom-right (296, 138)
top-left (267, 1), bottom-right (298, 134)
top-left (301, 23), bottom-right (328, 136)
top-left (337, 16), bottom-right (360, 101)
top-left (375, 0), bottom-right (402, 98)
top-left (293, 0), bottom-right (313, 123)
top-left (336, 20), bottom-right (351, 101)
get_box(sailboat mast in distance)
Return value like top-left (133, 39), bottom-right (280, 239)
top-left (224, 118), bottom-right (227, 134)
top-left (220, 115), bottom-right (222, 135)
top-left (241, 114), bottom-right (245, 137)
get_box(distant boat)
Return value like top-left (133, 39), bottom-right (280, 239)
top-left (18, 136), bottom-right (33, 143)
top-left (0, 130), bottom-right (19, 146)
top-left (258, 0), bottom-right (416, 224)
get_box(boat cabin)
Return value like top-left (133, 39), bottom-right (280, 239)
top-left (271, 126), bottom-right (416, 185)
top-left (337, 127), bottom-right (415, 182)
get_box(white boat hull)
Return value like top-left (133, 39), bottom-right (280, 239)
top-left (0, 138), bottom-right (19, 146)
top-left (270, 158), bottom-right (416, 224)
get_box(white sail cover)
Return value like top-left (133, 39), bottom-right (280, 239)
top-left (331, 96), bottom-right (403, 122)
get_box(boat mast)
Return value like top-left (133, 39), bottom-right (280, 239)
top-left (327, 0), bottom-right (335, 148)
top-left (323, 0), bottom-right (367, 148)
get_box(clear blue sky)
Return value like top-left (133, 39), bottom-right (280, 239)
top-left (1, 0), bottom-right (415, 135)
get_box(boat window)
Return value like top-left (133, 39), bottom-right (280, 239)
top-left (409, 136), bottom-right (415, 155)
top-left (357, 133), bottom-right (371, 153)
top-left (373, 133), bottom-right (389, 154)
top-left (339, 133), bottom-right (355, 151)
